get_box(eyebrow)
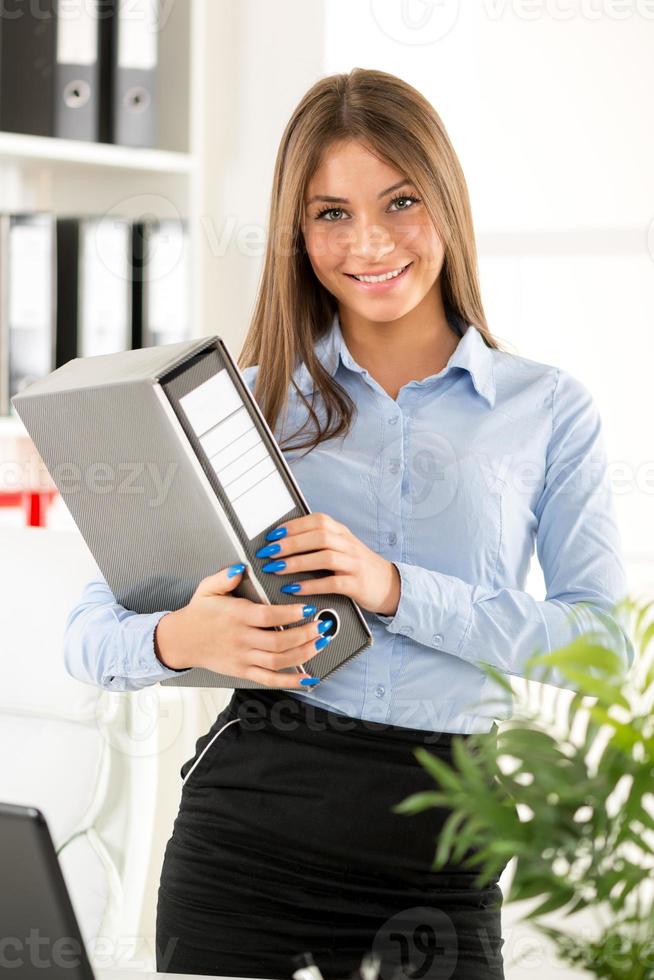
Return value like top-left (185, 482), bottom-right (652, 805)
top-left (305, 179), bottom-right (413, 207)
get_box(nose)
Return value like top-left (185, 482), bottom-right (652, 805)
top-left (347, 221), bottom-right (395, 265)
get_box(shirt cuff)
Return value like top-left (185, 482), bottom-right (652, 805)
top-left (374, 560), bottom-right (473, 655)
top-left (113, 609), bottom-right (194, 685)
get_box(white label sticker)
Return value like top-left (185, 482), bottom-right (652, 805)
top-left (117, 0), bottom-right (158, 70)
top-left (179, 370), bottom-right (294, 540)
top-left (56, 0), bottom-right (99, 66)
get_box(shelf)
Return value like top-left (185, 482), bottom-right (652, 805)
top-left (0, 131), bottom-right (196, 175)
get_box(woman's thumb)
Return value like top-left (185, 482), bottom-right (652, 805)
top-left (199, 563), bottom-right (247, 597)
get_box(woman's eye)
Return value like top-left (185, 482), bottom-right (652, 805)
top-left (316, 207), bottom-right (344, 221)
top-left (314, 194), bottom-right (420, 222)
top-left (389, 195), bottom-right (420, 211)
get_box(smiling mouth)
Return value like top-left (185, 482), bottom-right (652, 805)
top-left (345, 262), bottom-right (413, 284)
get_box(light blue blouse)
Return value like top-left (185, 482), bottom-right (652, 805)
top-left (63, 312), bottom-right (633, 734)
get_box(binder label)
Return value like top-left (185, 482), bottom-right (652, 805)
top-left (118, 0), bottom-right (158, 70)
top-left (179, 370), bottom-right (294, 540)
top-left (57, 0), bottom-right (99, 66)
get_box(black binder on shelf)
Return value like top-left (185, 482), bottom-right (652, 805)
top-left (56, 216), bottom-right (132, 366)
top-left (0, 0), bottom-right (102, 141)
top-left (11, 335), bottom-right (373, 689)
top-left (101, 0), bottom-right (158, 148)
top-left (0, 213), bottom-right (56, 417)
top-left (131, 218), bottom-right (190, 348)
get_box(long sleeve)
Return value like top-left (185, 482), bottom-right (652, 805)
top-left (63, 568), bottom-right (193, 691)
top-left (375, 368), bottom-right (635, 688)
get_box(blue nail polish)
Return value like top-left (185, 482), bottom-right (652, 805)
top-left (315, 635), bottom-right (333, 651)
top-left (255, 542), bottom-right (281, 558)
top-left (262, 559), bottom-right (286, 573)
top-left (317, 619), bottom-right (333, 634)
top-left (300, 677), bottom-right (320, 686)
top-left (281, 583), bottom-right (301, 594)
top-left (266, 527), bottom-right (288, 541)
top-left (302, 605), bottom-right (317, 617)
top-left (227, 563), bottom-right (246, 578)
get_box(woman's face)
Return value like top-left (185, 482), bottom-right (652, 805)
top-left (301, 139), bottom-right (444, 323)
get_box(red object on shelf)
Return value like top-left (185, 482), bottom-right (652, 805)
top-left (0, 489), bottom-right (59, 527)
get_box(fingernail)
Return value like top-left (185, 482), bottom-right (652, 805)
top-left (266, 527), bottom-right (288, 541)
top-left (256, 543), bottom-right (281, 558)
top-left (302, 605), bottom-right (317, 617)
top-left (315, 635), bottom-right (333, 651)
top-left (262, 559), bottom-right (286, 573)
top-left (317, 619), bottom-right (333, 634)
top-left (227, 563), bottom-right (246, 578)
top-left (281, 583), bottom-right (301, 594)
top-left (300, 677), bottom-right (320, 686)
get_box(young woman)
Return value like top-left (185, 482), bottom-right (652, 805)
top-left (64, 68), bottom-right (632, 979)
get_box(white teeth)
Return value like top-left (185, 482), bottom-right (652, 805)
top-left (352, 264), bottom-right (409, 283)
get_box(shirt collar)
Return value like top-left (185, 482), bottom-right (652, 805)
top-left (291, 310), bottom-right (496, 408)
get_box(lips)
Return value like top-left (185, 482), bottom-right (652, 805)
top-left (344, 261), bottom-right (413, 289)
top-left (345, 262), bottom-right (412, 281)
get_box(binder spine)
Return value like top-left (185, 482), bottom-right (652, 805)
top-left (54, 0), bottom-right (101, 140)
top-left (0, 0), bottom-right (57, 137)
top-left (0, 216), bottom-right (10, 416)
top-left (106, 0), bottom-right (158, 148)
top-left (55, 219), bottom-right (81, 367)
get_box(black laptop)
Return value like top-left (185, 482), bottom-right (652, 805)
top-left (0, 801), bottom-right (96, 979)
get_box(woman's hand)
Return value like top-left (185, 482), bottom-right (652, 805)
top-left (256, 513), bottom-right (401, 616)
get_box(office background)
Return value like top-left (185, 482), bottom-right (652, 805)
top-left (0, 2), bottom-right (652, 977)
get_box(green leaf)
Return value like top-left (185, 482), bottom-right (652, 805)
top-left (526, 640), bottom-right (624, 678)
top-left (523, 884), bottom-right (577, 920)
top-left (391, 790), bottom-right (444, 815)
top-left (434, 808), bottom-right (467, 867)
top-left (413, 747), bottom-right (463, 793)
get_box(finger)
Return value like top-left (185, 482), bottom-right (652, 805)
top-left (267, 512), bottom-right (339, 539)
top-left (262, 550), bottom-right (354, 576)
top-left (250, 630), bottom-right (332, 672)
top-left (240, 665), bottom-right (320, 689)
top-left (244, 617), bottom-right (330, 654)
top-left (243, 600), bottom-right (318, 628)
top-left (258, 527), bottom-right (341, 560)
top-left (270, 575), bottom-right (348, 597)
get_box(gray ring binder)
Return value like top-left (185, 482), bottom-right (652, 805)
top-left (11, 334), bottom-right (373, 689)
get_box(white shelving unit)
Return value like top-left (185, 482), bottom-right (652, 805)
top-left (0, 0), bottom-right (207, 434)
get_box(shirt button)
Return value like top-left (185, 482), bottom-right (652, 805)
top-left (389, 462), bottom-right (400, 474)
top-left (404, 626), bottom-right (414, 637)
top-left (388, 416), bottom-right (399, 425)
top-left (433, 633), bottom-right (443, 647)
top-left (375, 685), bottom-right (385, 698)
top-left (387, 532), bottom-right (397, 545)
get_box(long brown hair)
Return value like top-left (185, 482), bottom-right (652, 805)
top-left (238, 67), bottom-right (505, 455)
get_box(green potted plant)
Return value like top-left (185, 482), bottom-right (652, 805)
top-left (393, 597), bottom-right (654, 980)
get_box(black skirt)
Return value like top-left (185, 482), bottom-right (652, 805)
top-left (156, 687), bottom-right (509, 979)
